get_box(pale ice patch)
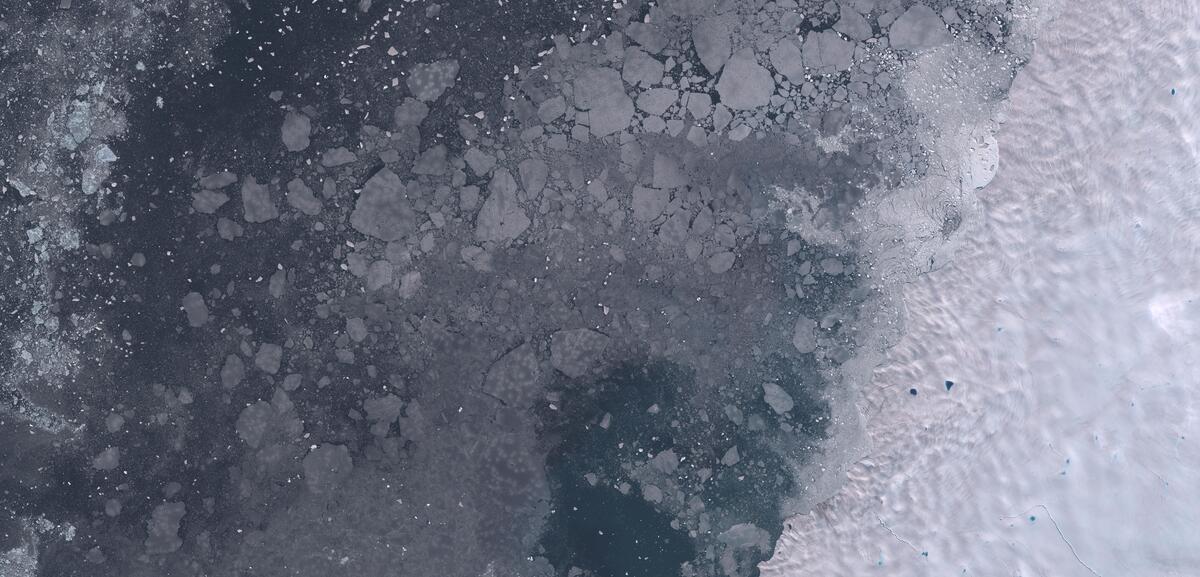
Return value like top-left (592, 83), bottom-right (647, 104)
top-left (887, 4), bottom-right (953, 51)
top-left (1149, 292), bottom-right (1200, 340)
top-left (0, 528), bottom-right (37, 577)
top-left (406, 59), bottom-right (459, 102)
top-left (572, 66), bottom-right (635, 137)
top-left (715, 50), bottom-right (774, 110)
top-left (766, 1), bottom-right (1200, 575)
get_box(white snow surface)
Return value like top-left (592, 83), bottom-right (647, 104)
top-left (768, 1), bottom-right (1200, 575)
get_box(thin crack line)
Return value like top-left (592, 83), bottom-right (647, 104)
top-left (875, 514), bottom-right (921, 555)
top-left (1004, 505), bottom-right (1102, 577)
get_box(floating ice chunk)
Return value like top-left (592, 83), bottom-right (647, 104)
top-left (721, 445), bottom-right (740, 466)
top-left (626, 22), bottom-right (667, 54)
top-left (636, 88), bottom-right (678, 116)
top-left (631, 185), bottom-right (670, 221)
top-left (412, 144), bottom-right (448, 175)
top-left (303, 444), bottom-right (353, 493)
top-left (712, 104), bottom-right (733, 131)
top-left (286, 178), bottom-right (322, 215)
top-left (550, 329), bottom-right (610, 378)
top-left (642, 115), bottom-right (667, 133)
top-left (398, 270), bottom-right (422, 298)
top-left (518, 158), bottom-right (549, 197)
top-left (393, 97), bottom-right (429, 127)
top-left (622, 48), bottom-right (665, 87)
top-left (145, 502), bottom-right (185, 555)
top-left (834, 4), bottom-right (873, 41)
top-left (367, 259), bottom-right (394, 291)
top-left (220, 354), bottom-right (244, 388)
top-left (652, 153), bottom-right (687, 189)
top-left (716, 50), bottom-right (774, 110)
top-left (7, 177), bottom-right (38, 197)
top-left (67, 101), bottom-right (93, 145)
top-left (769, 38), bottom-right (805, 82)
top-left (474, 169), bottom-right (530, 243)
top-left (235, 390), bottom-right (301, 460)
top-left (255, 343), bottom-right (283, 374)
top-left (718, 523), bottom-right (771, 552)
top-left (657, 210), bottom-right (689, 245)
top-left (96, 144), bottom-right (117, 163)
top-left (92, 446), bottom-right (120, 470)
top-left (240, 177), bottom-right (278, 223)
top-left (198, 171), bottom-right (237, 189)
top-left (650, 448), bottom-right (680, 474)
top-left (181, 292), bottom-right (209, 327)
top-left (803, 30), bottom-right (854, 72)
top-left (483, 343), bottom-right (541, 406)
top-left (216, 217), bottom-right (243, 240)
top-left (269, 269), bottom-right (286, 298)
top-left (407, 59), bottom-right (459, 102)
top-left (320, 147), bottom-right (357, 167)
top-left (191, 189), bottom-right (228, 214)
top-left (761, 382), bottom-right (794, 414)
top-left (537, 96), bottom-right (567, 123)
top-left (346, 317), bottom-right (368, 342)
top-left (464, 147), bottom-right (497, 175)
top-left (792, 316), bottom-right (818, 353)
top-left (728, 124), bottom-right (752, 141)
top-left (708, 251), bottom-right (736, 274)
top-left (574, 67), bottom-right (635, 137)
top-left (692, 17), bottom-right (732, 74)
top-left (350, 168), bottom-right (417, 241)
top-left (460, 245), bottom-right (494, 271)
top-left (684, 92), bottom-right (712, 120)
top-left (364, 394), bottom-right (404, 436)
top-left (280, 111), bottom-right (311, 152)
top-left (587, 172), bottom-right (608, 202)
top-left (888, 4), bottom-right (951, 51)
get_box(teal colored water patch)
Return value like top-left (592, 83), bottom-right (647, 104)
top-left (538, 357), bottom-right (831, 577)
top-left (542, 465), bottom-right (696, 577)
top-left (540, 362), bottom-right (694, 577)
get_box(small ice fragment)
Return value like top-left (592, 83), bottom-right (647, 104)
top-left (721, 445), bottom-right (740, 466)
top-left (255, 343), bottom-right (283, 374)
top-left (761, 382), bottom-right (794, 414)
top-left (92, 447), bottom-right (120, 470)
top-left (280, 111), bottom-right (312, 152)
top-left (181, 292), bottom-right (209, 327)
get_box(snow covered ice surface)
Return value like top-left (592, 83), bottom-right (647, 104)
top-left (0, 0), bottom-right (1196, 575)
top-left (767, 0), bottom-right (1200, 575)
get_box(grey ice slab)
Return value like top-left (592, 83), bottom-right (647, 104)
top-left (407, 59), bottom-right (459, 101)
top-left (280, 111), bottom-right (311, 152)
top-left (350, 168), bottom-right (417, 241)
top-left (181, 292), bottom-right (209, 327)
top-left (574, 66), bottom-right (635, 137)
top-left (888, 4), bottom-right (952, 51)
top-left (716, 50), bottom-right (774, 110)
top-left (475, 169), bottom-right (531, 243)
top-left (240, 177), bottom-right (279, 223)
top-left (693, 17), bottom-right (732, 75)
